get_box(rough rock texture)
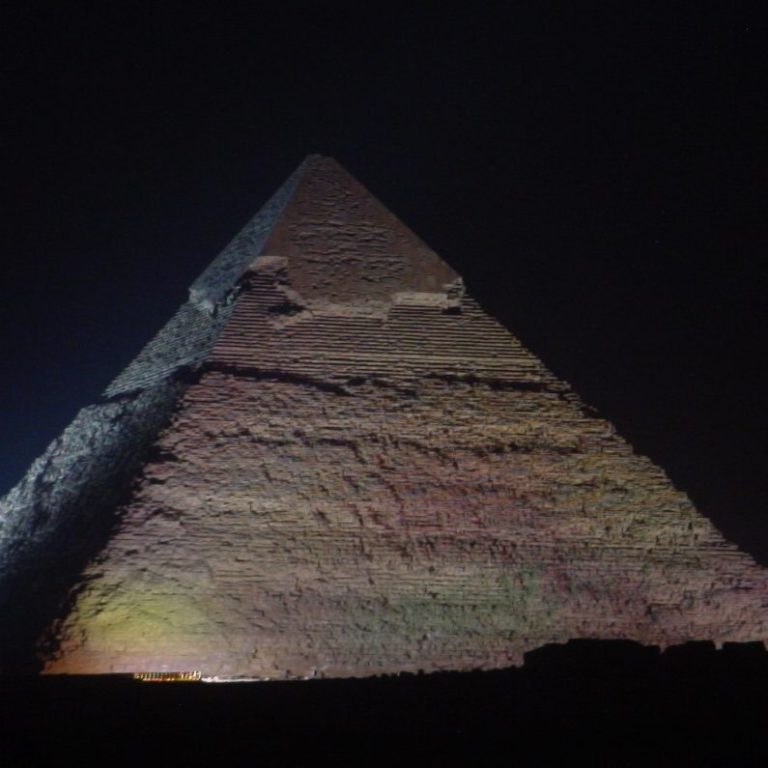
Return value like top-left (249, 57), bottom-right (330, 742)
top-left (2, 156), bottom-right (768, 678)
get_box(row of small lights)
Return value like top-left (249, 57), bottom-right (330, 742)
top-left (133, 671), bottom-right (202, 683)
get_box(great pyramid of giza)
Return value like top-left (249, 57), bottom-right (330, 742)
top-left (1, 156), bottom-right (766, 679)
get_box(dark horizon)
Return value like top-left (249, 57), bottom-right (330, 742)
top-left (3, 638), bottom-right (768, 765)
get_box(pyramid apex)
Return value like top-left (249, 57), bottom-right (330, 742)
top-left (187, 155), bottom-right (350, 310)
top-left (190, 154), bottom-right (458, 311)
top-left (295, 154), bottom-right (345, 175)
top-left (188, 159), bottom-right (309, 309)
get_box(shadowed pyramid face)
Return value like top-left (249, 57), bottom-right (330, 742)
top-left (2, 156), bottom-right (767, 679)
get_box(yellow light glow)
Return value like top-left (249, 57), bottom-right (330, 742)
top-left (133, 671), bottom-right (202, 683)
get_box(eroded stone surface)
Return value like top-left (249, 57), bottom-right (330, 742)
top-left (3, 156), bottom-right (767, 677)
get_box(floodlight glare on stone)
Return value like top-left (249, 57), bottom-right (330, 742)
top-left (1, 156), bottom-right (767, 680)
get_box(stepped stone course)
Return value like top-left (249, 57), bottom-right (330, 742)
top-left (2, 156), bottom-right (767, 678)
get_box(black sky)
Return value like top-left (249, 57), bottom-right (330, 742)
top-left (2, 2), bottom-right (767, 562)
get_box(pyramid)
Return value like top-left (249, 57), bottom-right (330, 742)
top-left (1, 155), bottom-right (767, 679)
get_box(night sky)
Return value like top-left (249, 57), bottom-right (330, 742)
top-left (2, 1), bottom-right (767, 570)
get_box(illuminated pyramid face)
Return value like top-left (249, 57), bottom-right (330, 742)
top-left (2, 156), bottom-right (767, 679)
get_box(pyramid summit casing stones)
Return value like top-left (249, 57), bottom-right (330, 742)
top-left (1, 155), bottom-right (767, 678)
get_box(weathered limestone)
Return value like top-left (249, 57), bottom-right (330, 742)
top-left (2, 156), bottom-right (767, 678)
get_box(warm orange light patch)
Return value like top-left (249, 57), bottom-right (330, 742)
top-left (133, 671), bottom-right (201, 683)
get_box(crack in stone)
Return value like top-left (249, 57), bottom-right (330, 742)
top-left (204, 363), bottom-right (355, 396)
